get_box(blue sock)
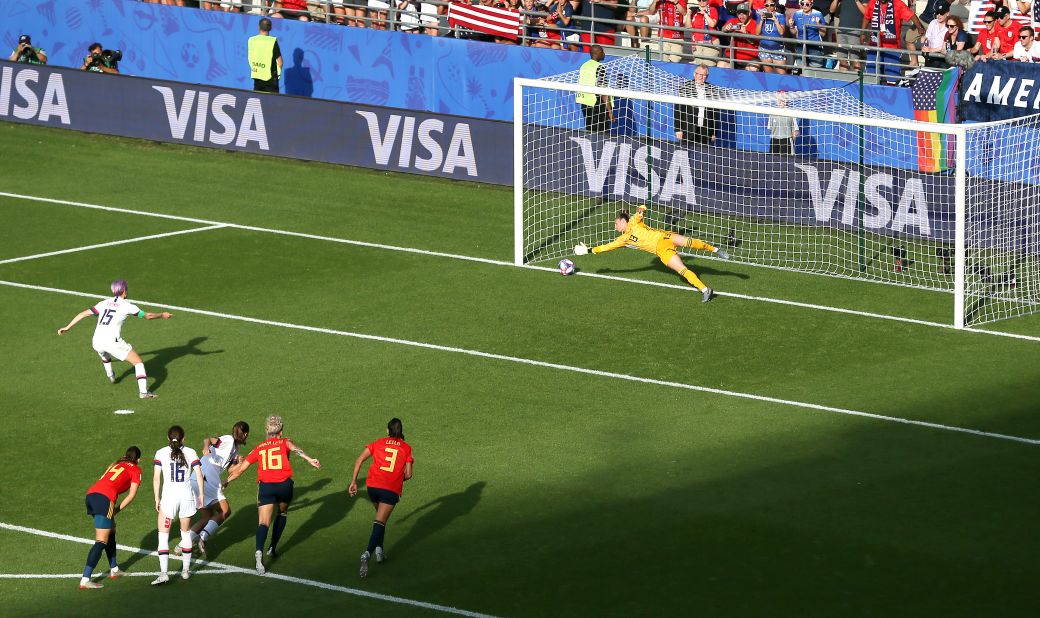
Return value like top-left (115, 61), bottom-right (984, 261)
top-left (270, 513), bottom-right (287, 553)
top-left (106, 528), bottom-right (118, 568)
top-left (83, 541), bottom-right (105, 578)
top-left (366, 521), bottom-right (385, 554)
top-left (255, 524), bottom-right (269, 552)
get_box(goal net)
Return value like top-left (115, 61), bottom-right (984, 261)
top-left (514, 57), bottom-right (1040, 328)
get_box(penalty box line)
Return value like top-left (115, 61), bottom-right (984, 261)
top-left (0, 225), bottom-right (227, 266)
top-left (2, 278), bottom-right (1037, 447)
top-left (1, 190), bottom-right (1036, 344)
top-left (0, 522), bottom-right (498, 618)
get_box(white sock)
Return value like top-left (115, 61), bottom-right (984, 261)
top-left (180, 537), bottom-right (192, 571)
top-left (158, 532), bottom-right (170, 572)
top-left (189, 530), bottom-right (199, 543)
top-left (102, 360), bottom-right (114, 379)
top-left (134, 363), bottom-right (148, 394)
top-left (202, 519), bottom-right (220, 540)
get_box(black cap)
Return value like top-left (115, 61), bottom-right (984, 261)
top-left (994, 6), bottom-right (1010, 18)
top-left (736, 3), bottom-right (750, 13)
top-left (934, 1), bottom-right (950, 14)
top-left (18, 34), bottom-right (31, 45)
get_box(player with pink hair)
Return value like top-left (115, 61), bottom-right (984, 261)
top-left (58, 279), bottom-right (172, 398)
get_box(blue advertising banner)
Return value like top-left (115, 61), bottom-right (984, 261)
top-left (960, 59), bottom-right (1040, 122)
top-left (0, 0), bottom-right (915, 121)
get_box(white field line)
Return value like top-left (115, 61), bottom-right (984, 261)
top-left (0, 522), bottom-right (498, 618)
top-left (2, 190), bottom-right (1037, 343)
top-left (2, 279), bottom-right (1037, 446)
top-left (0, 571), bottom-right (231, 579)
top-left (0, 225), bottom-right (227, 265)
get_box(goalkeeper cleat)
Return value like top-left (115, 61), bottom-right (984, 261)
top-left (701, 287), bottom-right (715, 304)
top-left (150, 573), bottom-right (169, 586)
top-left (714, 249), bottom-right (730, 260)
top-left (360, 551), bottom-right (370, 578)
top-left (375, 547), bottom-right (385, 563)
top-left (255, 550), bottom-right (266, 575)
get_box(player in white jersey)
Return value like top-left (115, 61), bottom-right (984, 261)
top-left (187, 421), bottom-right (250, 556)
top-left (151, 425), bottom-right (203, 586)
top-left (57, 279), bottom-right (172, 398)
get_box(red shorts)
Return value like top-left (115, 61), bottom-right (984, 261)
top-left (580, 31), bottom-right (616, 52)
top-left (546, 30), bottom-right (563, 41)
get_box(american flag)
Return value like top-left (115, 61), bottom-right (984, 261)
top-left (912, 68), bottom-right (958, 172)
top-left (447, 2), bottom-right (523, 41)
top-left (967, 1), bottom-right (1037, 36)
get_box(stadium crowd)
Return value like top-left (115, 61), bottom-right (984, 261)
top-left (132, 0), bottom-right (1040, 78)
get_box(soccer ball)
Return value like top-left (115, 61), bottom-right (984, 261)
top-left (558, 259), bottom-right (575, 276)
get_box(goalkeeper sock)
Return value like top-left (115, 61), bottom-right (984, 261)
top-left (678, 268), bottom-right (707, 291)
top-left (134, 363), bottom-right (148, 394)
top-left (683, 238), bottom-right (716, 252)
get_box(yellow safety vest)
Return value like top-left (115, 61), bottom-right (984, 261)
top-left (576, 59), bottom-right (601, 106)
top-left (248, 35), bottom-right (277, 81)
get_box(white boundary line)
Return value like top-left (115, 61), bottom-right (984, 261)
top-left (2, 278), bottom-right (1036, 445)
top-left (2, 190), bottom-right (1038, 343)
top-left (0, 225), bottom-right (227, 265)
top-left (0, 571), bottom-right (232, 579)
top-left (0, 522), bottom-right (497, 618)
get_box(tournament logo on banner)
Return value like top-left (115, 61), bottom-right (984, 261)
top-left (960, 60), bottom-right (1040, 122)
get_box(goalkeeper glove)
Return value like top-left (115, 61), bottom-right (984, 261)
top-left (574, 243), bottom-right (589, 256)
top-left (714, 248), bottom-right (729, 260)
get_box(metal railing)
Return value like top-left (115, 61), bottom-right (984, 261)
top-left (145, 1), bottom-right (934, 84)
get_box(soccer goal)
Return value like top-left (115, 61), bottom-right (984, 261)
top-left (513, 57), bottom-right (1040, 328)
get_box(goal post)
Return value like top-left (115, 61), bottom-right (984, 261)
top-left (513, 59), bottom-right (1040, 328)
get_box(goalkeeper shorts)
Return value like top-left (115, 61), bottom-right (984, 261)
top-left (656, 234), bottom-right (678, 265)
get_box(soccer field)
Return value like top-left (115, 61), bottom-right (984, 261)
top-left (1, 120), bottom-right (1038, 617)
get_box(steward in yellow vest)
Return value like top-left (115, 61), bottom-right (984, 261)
top-left (576, 45), bottom-right (612, 133)
top-left (248, 18), bottom-right (282, 93)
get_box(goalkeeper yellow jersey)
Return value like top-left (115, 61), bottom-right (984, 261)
top-left (591, 210), bottom-right (670, 256)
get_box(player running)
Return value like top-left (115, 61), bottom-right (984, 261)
top-left (151, 426), bottom-right (204, 586)
top-left (185, 421), bottom-right (250, 556)
top-left (79, 446), bottom-right (142, 590)
top-left (225, 415), bottom-right (321, 575)
top-left (348, 418), bottom-right (414, 579)
top-left (57, 279), bottom-right (172, 398)
top-left (574, 205), bottom-right (729, 302)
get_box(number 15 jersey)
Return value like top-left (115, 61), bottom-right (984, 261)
top-left (366, 437), bottom-right (414, 496)
top-left (245, 437), bottom-right (294, 483)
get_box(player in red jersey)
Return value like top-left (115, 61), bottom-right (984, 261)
top-left (348, 418), bottom-right (414, 578)
top-left (79, 446), bottom-right (142, 589)
top-left (225, 415), bottom-right (320, 575)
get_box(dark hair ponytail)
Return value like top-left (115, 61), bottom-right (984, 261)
top-left (616, 210), bottom-right (630, 222)
top-left (168, 425), bottom-right (187, 467)
top-left (118, 446), bottom-right (141, 464)
top-left (387, 418), bottom-right (405, 440)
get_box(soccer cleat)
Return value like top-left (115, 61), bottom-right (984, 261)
top-left (359, 551), bottom-right (370, 578)
top-left (701, 287), bottom-right (715, 303)
top-left (139, 392), bottom-right (157, 399)
top-left (150, 573), bottom-right (169, 586)
top-left (714, 248), bottom-right (729, 260)
top-left (374, 547), bottom-right (385, 563)
top-left (107, 375), bottom-right (116, 384)
top-left (266, 546), bottom-right (278, 558)
top-left (173, 545), bottom-right (182, 557)
top-left (108, 568), bottom-right (125, 579)
top-left (196, 536), bottom-right (206, 557)
top-left (181, 567), bottom-right (191, 581)
top-left (79, 580), bottom-right (103, 590)
top-left (255, 550), bottom-right (266, 575)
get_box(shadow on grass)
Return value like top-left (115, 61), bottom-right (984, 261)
top-left (116, 336), bottom-right (223, 392)
top-left (391, 481), bottom-right (486, 556)
top-left (595, 259), bottom-right (750, 281)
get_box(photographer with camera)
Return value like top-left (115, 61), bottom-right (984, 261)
top-left (9, 34), bottom-right (47, 65)
top-left (80, 42), bottom-right (121, 74)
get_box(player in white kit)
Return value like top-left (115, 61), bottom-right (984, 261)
top-left (57, 279), bottom-right (172, 398)
top-left (151, 425), bottom-right (204, 586)
top-left (187, 421), bottom-right (250, 556)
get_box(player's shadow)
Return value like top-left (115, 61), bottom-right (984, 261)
top-left (283, 478), bottom-right (355, 556)
top-left (597, 260), bottom-right (750, 281)
top-left (121, 528), bottom-right (158, 572)
top-left (117, 336), bottom-right (223, 392)
top-left (391, 481), bottom-right (486, 555)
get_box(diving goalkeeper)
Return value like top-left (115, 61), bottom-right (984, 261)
top-left (574, 206), bottom-right (728, 303)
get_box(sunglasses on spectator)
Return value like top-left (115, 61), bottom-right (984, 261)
top-left (984, 20), bottom-right (994, 24)
top-left (946, 23), bottom-right (957, 28)
top-left (1022, 34), bottom-right (1033, 39)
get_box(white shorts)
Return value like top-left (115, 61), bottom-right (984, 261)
top-left (202, 481), bottom-right (227, 508)
top-left (93, 338), bottom-right (133, 362)
top-left (160, 496), bottom-right (198, 519)
top-left (369, 0), bottom-right (389, 9)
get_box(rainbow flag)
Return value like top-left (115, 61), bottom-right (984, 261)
top-left (912, 68), bottom-right (959, 173)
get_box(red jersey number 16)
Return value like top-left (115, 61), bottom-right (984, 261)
top-left (259, 447), bottom-right (283, 471)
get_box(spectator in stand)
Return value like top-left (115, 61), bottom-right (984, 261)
top-left (994, 6), bottom-right (1022, 53)
top-left (546, 0), bottom-right (578, 49)
top-left (942, 16), bottom-right (966, 52)
top-left (641, 0), bottom-right (688, 62)
top-left (523, 0), bottom-right (556, 46)
top-left (625, 0), bottom-right (649, 47)
top-left (721, 4), bottom-right (759, 69)
top-left (1012, 26), bottom-right (1040, 62)
top-left (1016, 1), bottom-right (1032, 20)
top-left (788, 0), bottom-right (827, 68)
top-left (368, 0), bottom-right (391, 29)
top-left (420, 3), bottom-right (443, 35)
top-left (398, 0), bottom-right (423, 32)
top-left (580, 0), bottom-right (623, 51)
top-left (972, 10), bottom-right (1007, 60)
top-left (919, 1), bottom-right (949, 68)
top-left (335, 2), bottom-right (367, 27)
top-left (831, 0), bottom-right (863, 71)
top-left (756, 1), bottom-right (788, 73)
top-left (688, 0), bottom-right (722, 66)
top-left (9, 34), bottom-right (47, 64)
top-left (272, 0), bottom-right (310, 19)
top-left (860, 0), bottom-right (923, 84)
top-left (674, 64), bottom-right (719, 144)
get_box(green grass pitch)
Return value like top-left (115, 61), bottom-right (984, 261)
top-left (1, 120), bottom-right (1038, 617)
